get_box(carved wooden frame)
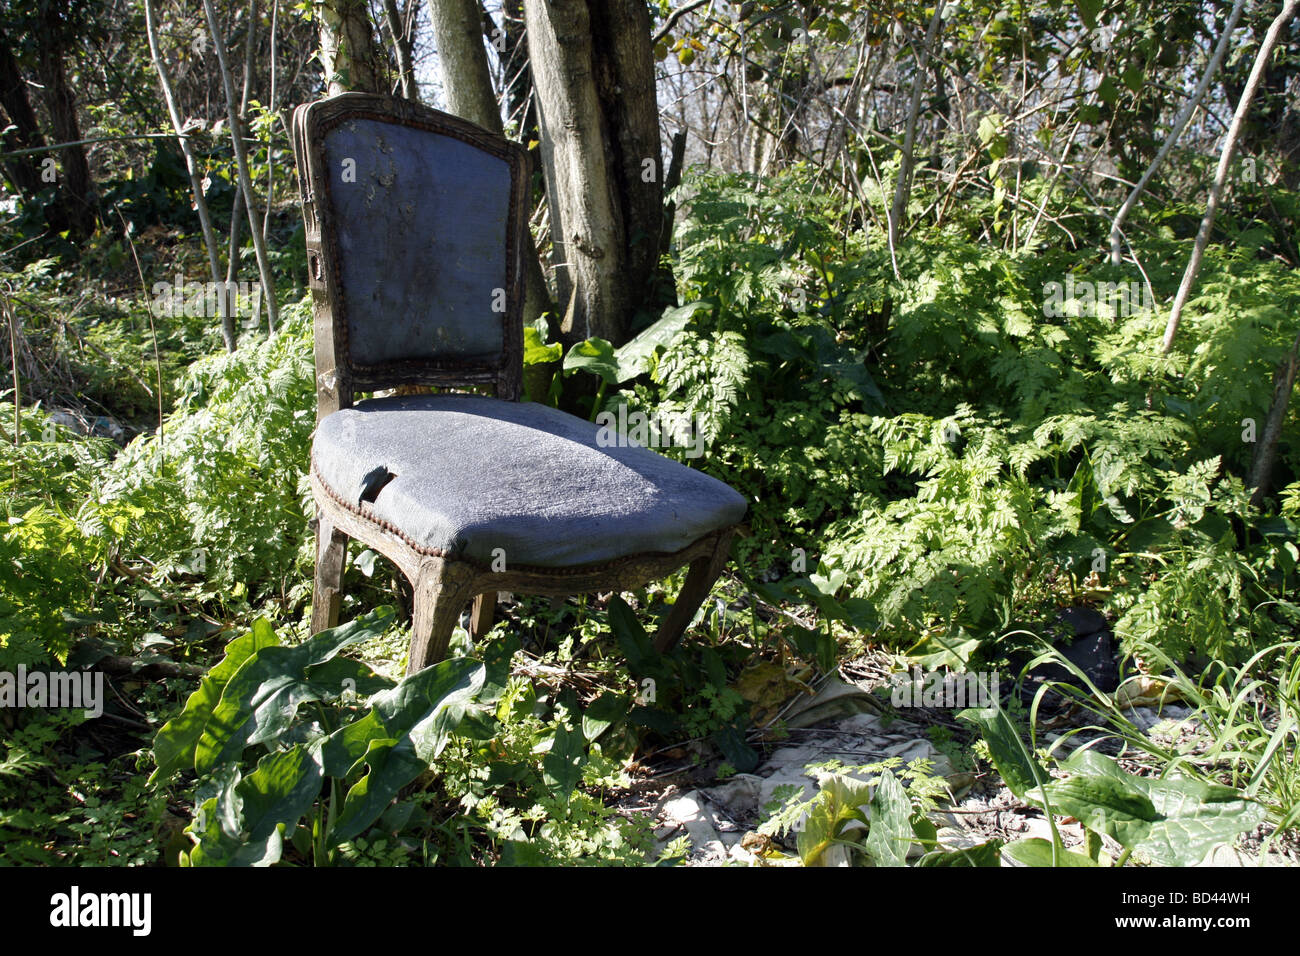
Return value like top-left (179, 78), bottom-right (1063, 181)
top-left (293, 93), bottom-right (739, 674)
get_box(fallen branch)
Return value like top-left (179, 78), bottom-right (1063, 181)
top-left (92, 653), bottom-right (206, 680)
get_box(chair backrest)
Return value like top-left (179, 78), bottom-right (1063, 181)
top-left (292, 93), bottom-right (528, 415)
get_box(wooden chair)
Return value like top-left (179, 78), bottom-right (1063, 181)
top-left (291, 93), bottom-right (746, 674)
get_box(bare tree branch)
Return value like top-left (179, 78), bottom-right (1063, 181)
top-left (1162, 0), bottom-right (1299, 354)
top-left (888, 0), bottom-right (946, 266)
top-left (203, 0), bottom-right (280, 333)
top-left (143, 0), bottom-right (230, 348)
top-left (1110, 0), bottom-right (1245, 266)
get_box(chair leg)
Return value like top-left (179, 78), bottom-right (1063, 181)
top-left (407, 557), bottom-right (479, 674)
top-left (471, 591), bottom-right (497, 641)
top-left (311, 512), bottom-right (349, 635)
top-left (652, 531), bottom-right (735, 653)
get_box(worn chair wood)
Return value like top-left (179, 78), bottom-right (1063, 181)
top-left (292, 93), bottom-right (746, 674)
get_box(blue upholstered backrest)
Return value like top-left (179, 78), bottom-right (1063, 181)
top-left (318, 117), bottom-right (513, 366)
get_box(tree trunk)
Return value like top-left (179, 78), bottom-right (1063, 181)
top-left (430, 0), bottom-right (553, 328)
top-left (429, 0), bottom-right (503, 126)
top-left (0, 29), bottom-right (47, 200)
top-left (1248, 327), bottom-right (1300, 508)
top-left (317, 0), bottom-right (386, 95)
top-left (523, 0), bottom-right (665, 347)
top-left (32, 5), bottom-right (96, 237)
top-left (495, 1), bottom-right (537, 143)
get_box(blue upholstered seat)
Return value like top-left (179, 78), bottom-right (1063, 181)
top-left (321, 118), bottom-right (512, 364)
top-left (312, 394), bottom-right (748, 568)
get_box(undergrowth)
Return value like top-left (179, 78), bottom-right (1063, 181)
top-left (2, 167), bottom-right (1298, 865)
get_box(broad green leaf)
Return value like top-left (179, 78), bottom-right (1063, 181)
top-left (194, 608), bottom-right (394, 774)
top-left (1039, 774), bottom-right (1159, 849)
top-left (612, 301), bottom-right (711, 382)
top-left (711, 721), bottom-right (760, 774)
top-left (782, 625), bottom-right (839, 675)
top-left (1060, 747), bottom-right (1137, 779)
top-left (456, 707), bottom-right (500, 741)
top-left (1003, 837), bottom-right (1098, 867)
top-left (756, 328), bottom-right (814, 365)
top-left (582, 692), bottom-right (630, 742)
top-left (862, 769), bottom-right (914, 867)
top-left (797, 774), bottom-right (871, 865)
top-left (958, 703), bottom-right (1051, 801)
top-left (543, 721), bottom-right (587, 800)
top-left (321, 656), bottom-right (485, 776)
top-left (1076, 0), bottom-right (1103, 29)
top-left (303, 655), bottom-right (395, 699)
top-left (809, 326), bottom-right (885, 410)
top-left (150, 618), bottom-right (279, 783)
top-left (523, 326), bottom-right (562, 366)
top-left (917, 841), bottom-right (1003, 867)
top-left (562, 337), bottom-right (619, 384)
top-left (186, 794), bottom-right (286, 868)
top-left (353, 548), bottom-right (379, 577)
top-left (1053, 750), bottom-right (1266, 866)
top-left (909, 629), bottom-right (982, 670)
top-left (500, 839), bottom-right (548, 866)
top-left (236, 743), bottom-right (326, 844)
top-left (332, 738), bottom-right (422, 843)
top-left (325, 658), bottom-right (485, 842)
top-left (608, 595), bottom-right (658, 678)
top-left (977, 113), bottom-right (1002, 146)
top-left (186, 752), bottom-right (318, 870)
